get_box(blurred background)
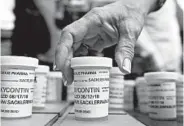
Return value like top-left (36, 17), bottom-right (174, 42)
top-left (1, 0), bottom-right (183, 78)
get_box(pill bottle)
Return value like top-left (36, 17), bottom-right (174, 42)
top-left (176, 74), bottom-right (183, 123)
top-left (67, 83), bottom-right (74, 102)
top-left (135, 77), bottom-right (149, 114)
top-left (124, 80), bottom-right (135, 111)
top-left (46, 72), bottom-right (63, 103)
top-left (33, 65), bottom-right (49, 108)
top-left (145, 72), bottom-right (178, 120)
top-left (109, 67), bottom-right (124, 111)
top-left (1, 56), bottom-right (38, 118)
top-left (71, 56), bottom-right (112, 121)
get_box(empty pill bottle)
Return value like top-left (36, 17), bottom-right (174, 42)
top-left (109, 67), bottom-right (124, 111)
top-left (71, 56), bottom-right (112, 121)
top-left (145, 72), bottom-right (178, 120)
top-left (46, 72), bottom-right (63, 103)
top-left (123, 80), bottom-right (135, 111)
top-left (176, 74), bottom-right (183, 123)
top-left (33, 65), bottom-right (49, 108)
top-left (135, 77), bottom-right (149, 114)
top-left (1, 56), bottom-right (38, 118)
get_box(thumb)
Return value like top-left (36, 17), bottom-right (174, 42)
top-left (115, 18), bottom-right (143, 74)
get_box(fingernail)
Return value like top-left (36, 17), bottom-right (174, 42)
top-left (64, 81), bottom-right (68, 86)
top-left (53, 62), bottom-right (60, 71)
top-left (53, 64), bottom-right (57, 71)
top-left (122, 58), bottom-right (131, 74)
top-left (63, 77), bottom-right (68, 86)
top-left (53, 59), bottom-right (57, 71)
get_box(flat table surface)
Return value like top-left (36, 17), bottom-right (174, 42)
top-left (1, 114), bottom-right (58, 126)
top-left (32, 102), bottom-right (69, 116)
top-left (3, 104), bottom-right (183, 126)
top-left (55, 105), bottom-right (183, 126)
top-left (128, 111), bottom-right (183, 126)
top-left (60, 114), bottom-right (146, 126)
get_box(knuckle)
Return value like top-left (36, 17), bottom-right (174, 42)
top-left (62, 22), bottom-right (79, 35)
top-left (62, 20), bottom-right (84, 41)
top-left (60, 41), bottom-right (70, 52)
top-left (55, 45), bottom-right (60, 54)
top-left (62, 25), bottom-right (72, 33)
top-left (83, 7), bottom-right (103, 26)
top-left (129, 18), bottom-right (143, 33)
top-left (116, 42), bottom-right (135, 60)
top-left (120, 18), bottom-right (142, 40)
top-left (90, 7), bottom-right (102, 14)
top-left (118, 42), bottom-right (134, 52)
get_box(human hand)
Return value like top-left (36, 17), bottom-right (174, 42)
top-left (55, 1), bottom-right (147, 85)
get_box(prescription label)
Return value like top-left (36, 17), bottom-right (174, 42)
top-left (74, 68), bottom-right (109, 118)
top-left (1, 69), bottom-right (35, 118)
top-left (46, 78), bottom-right (62, 102)
top-left (33, 74), bottom-right (47, 107)
top-left (67, 84), bottom-right (74, 101)
top-left (109, 79), bottom-right (124, 107)
top-left (148, 82), bottom-right (176, 119)
top-left (177, 86), bottom-right (183, 116)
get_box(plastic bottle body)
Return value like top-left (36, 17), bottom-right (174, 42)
top-left (109, 67), bottom-right (124, 111)
top-left (33, 65), bottom-right (49, 108)
top-left (124, 80), bottom-right (135, 111)
top-left (71, 56), bottom-right (112, 121)
top-left (136, 77), bottom-right (149, 114)
top-left (46, 72), bottom-right (63, 103)
top-left (145, 72), bottom-right (178, 120)
top-left (73, 67), bottom-right (110, 121)
top-left (176, 75), bottom-right (183, 123)
top-left (1, 56), bottom-right (38, 118)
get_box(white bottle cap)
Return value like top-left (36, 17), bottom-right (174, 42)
top-left (71, 56), bottom-right (112, 68)
top-left (178, 74), bottom-right (184, 82)
top-left (35, 65), bottom-right (50, 73)
top-left (124, 80), bottom-right (135, 86)
top-left (144, 72), bottom-right (178, 81)
top-left (1, 56), bottom-right (38, 68)
top-left (48, 72), bottom-right (62, 78)
top-left (110, 67), bottom-right (125, 75)
top-left (177, 74), bottom-right (184, 85)
top-left (135, 77), bottom-right (147, 86)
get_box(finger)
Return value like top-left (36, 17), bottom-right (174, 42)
top-left (83, 36), bottom-right (99, 47)
top-left (56, 7), bottom-right (104, 67)
top-left (115, 18), bottom-right (143, 74)
top-left (92, 38), bottom-right (105, 52)
top-left (88, 49), bottom-right (104, 57)
top-left (65, 18), bottom-right (90, 42)
top-left (55, 7), bottom-right (108, 84)
top-left (63, 49), bottom-right (74, 85)
top-left (55, 31), bottom-right (74, 85)
top-left (68, 7), bottom-right (103, 42)
top-left (55, 31), bottom-right (73, 70)
top-left (101, 22), bottom-right (118, 40)
top-left (55, 17), bottom-right (93, 84)
top-left (92, 31), bottom-right (116, 52)
top-left (74, 44), bottom-right (89, 57)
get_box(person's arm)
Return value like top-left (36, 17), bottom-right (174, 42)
top-left (33, 0), bottom-right (63, 63)
top-left (137, 28), bottom-right (165, 69)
